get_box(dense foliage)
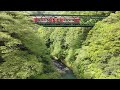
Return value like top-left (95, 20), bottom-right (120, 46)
top-left (0, 11), bottom-right (60, 79)
top-left (73, 11), bottom-right (120, 79)
top-left (1, 11), bottom-right (120, 79)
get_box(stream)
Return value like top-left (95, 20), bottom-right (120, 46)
top-left (52, 60), bottom-right (77, 79)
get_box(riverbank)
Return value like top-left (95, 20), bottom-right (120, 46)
top-left (52, 59), bottom-right (77, 79)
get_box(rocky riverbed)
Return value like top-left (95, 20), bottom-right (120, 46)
top-left (52, 60), bottom-right (77, 79)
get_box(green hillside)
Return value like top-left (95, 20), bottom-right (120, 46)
top-left (0, 11), bottom-right (60, 79)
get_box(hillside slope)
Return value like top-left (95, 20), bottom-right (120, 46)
top-left (0, 11), bottom-right (60, 79)
top-left (73, 11), bottom-right (120, 79)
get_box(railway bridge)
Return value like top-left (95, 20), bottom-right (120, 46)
top-left (30, 14), bottom-right (107, 27)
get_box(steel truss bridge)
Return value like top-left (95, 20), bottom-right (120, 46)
top-left (30, 14), bottom-right (107, 27)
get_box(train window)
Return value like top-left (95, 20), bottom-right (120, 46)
top-left (54, 18), bottom-right (57, 22)
top-left (42, 18), bottom-right (46, 21)
top-left (48, 17), bottom-right (54, 23)
top-left (60, 18), bottom-right (64, 22)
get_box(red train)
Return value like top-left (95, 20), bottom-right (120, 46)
top-left (32, 16), bottom-right (80, 24)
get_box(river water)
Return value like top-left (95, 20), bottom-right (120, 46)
top-left (52, 60), bottom-right (77, 79)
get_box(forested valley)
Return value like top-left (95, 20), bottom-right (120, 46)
top-left (0, 11), bottom-right (120, 79)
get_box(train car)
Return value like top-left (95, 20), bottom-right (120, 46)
top-left (73, 18), bottom-right (80, 24)
top-left (32, 16), bottom-right (80, 25)
top-left (60, 17), bottom-right (80, 24)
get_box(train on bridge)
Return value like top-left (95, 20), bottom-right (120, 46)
top-left (30, 14), bottom-right (107, 27)
top-left (32, 16), bottom-right (80, 24)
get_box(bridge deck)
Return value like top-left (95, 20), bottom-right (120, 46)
top-left (36, 23), bottom-right (97, 27)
